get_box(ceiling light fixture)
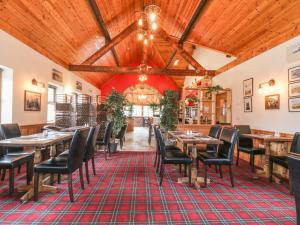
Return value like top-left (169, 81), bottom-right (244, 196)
top-left (151, 22), bottom-right (158, 31)
top-left (173, 59), bottom-right (179, 66)
top-left (144, 39), bottom-right (148, 45)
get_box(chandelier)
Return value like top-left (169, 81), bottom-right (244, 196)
top-left (139, 74), bottom-right (147, 82)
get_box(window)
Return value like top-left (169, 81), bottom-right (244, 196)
top-left (47, 85), bottom-right (56, 122)
top-left (132, 105), bottom-right (143, 117)
top-left (143, 106), bottom-right (153, 117)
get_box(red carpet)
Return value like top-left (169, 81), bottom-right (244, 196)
top-left (0, 152), bottom-right (296, 224)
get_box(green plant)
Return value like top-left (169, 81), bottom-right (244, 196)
top-left (149, 102), bottom-right (159, 114)
top-left (160, 90), bottom-right (179, 131)
top-left (207, 85), bottom-right (223, 94)
top-left (104, 89), bottom-right (127, 136)
top-left (185, 94), bottom-right (199, 104)
top-left (127, 102), bottom-right (134, 117)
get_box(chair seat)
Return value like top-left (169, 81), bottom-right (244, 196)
top-left (238, 146), bottom-right (265, 154)
top-left (7, 149), bottom-right (35, 156)
top-left (270, 155), bottom-right (288, 168)
top-left (58, 150), bottom-right (69, 158)
top-left (198, 152), bottom-right (231, 165)
top-left (164, 150), bottom-right (192, 164)
top-left (165, 145), bottom-right (181, 152)
top-left (0, 154), bottom-right (33, 169)
top-left (34, 157), bottom-right (69, 174)
top-left (198, 152), bottom-right (217, 159)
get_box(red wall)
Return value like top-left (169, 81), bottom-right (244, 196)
top-left (100, 74), bottom-right (179, 97)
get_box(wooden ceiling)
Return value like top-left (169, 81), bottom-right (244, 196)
top-left (0, 0), bottom-right (300, 89)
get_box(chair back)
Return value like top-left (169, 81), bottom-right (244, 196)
top-left (0, 124), bottom-right (23, 153)
top-left (153, 125), bottom-right (161, 154)
top-left (156, 128), bottom-right (166, 159)
top-left (116, 124), bottom-right (127, 139)
top-left (104, 121), bottom-right (114, 145)
top-left (235, 125), bottom-right (253, 148)
top-left (291, 132), bottom-right (300, 154)
top-left (84, 126), bottom-right (96, 161)
top-left (67, 129), bottom-right (89, 172)
top-left (217, 128), bottom-right (239, 162)
top-left (207, 125), bottom-right (222, 151)
top-left (97, 121), bottom-right (108, 141)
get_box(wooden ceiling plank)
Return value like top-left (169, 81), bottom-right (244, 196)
top-left (87, 0), bottom-right (120, 66)
top-left (69, 64), bottom-right (215, 76)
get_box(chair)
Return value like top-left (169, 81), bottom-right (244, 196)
top-left (198, 128), bottom-right (239, 188)
top-left (116, 124), bottom-right (127, 150)
top-left (96, 121), bottom-right (114, 160)
top-left (287, 153), bottom-right (300, 225)
top-left (269, 133), bottom-right (300, 190)
top-left (235, 125), bottom-right (265, 172)
top-left (157, 128), bottom-right (192, 186)
top-left (33, 129), bottom-right (89, 202)
top-left (0, 148), bottom-right (34, 195)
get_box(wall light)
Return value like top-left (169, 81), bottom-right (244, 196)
top-left (32, 78), bottom-right (45, 92)
top-left (258, 79), bottom-right (276, 94)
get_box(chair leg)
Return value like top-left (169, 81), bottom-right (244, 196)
top-left (153, 151), bottom-right (158, 167)
top-left (250, 154), bottom-right (255, 173)
top-left (204, 164), bottom-right (208, 188)
top-left (1, 169), bottom-right (6, 181)
top-left (34, 172), bottom-right (39, 201)
top-left (68, 173), bottom-right (74, 202)
top-left (215, 165), bottom-right (219, 173)
top-left (159, 164), bottom-right (165, 186)
top-left (236, 149), bottom-right (240, 166)
top-left (269, 159), bottom-right (273, 182)
top-left (289, 174), bottom-right (293, 194)
top-left (184, 164), bottom-right (187, 176)
top-left (58, 174), bottom-right (61, 184)
top-left (18, 165), bottom-right (21, 173)
top-left (50, 174), bottom-right (54, 186)
top-left (229, 165), bottom-right (234, 187)
top-left (179, 164), bottom-right (182, 174)
top-left (9, 168), bottom-right (14, 196)
top-left (104, 146), bottom-right (107, 160)
top-left (188, 164), bottom-right (192, 185)
top-left (91, 157), bottom-right (96, 176)
top-left (219, 165), bottom-right (223, 178)
top-left (79, 165), bottom-right (85, 190)
top-left (85, 161), bottom-right (90, 184)
top-left (156, 155), bottom-right (161, 173)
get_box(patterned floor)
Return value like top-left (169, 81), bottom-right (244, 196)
top-left (0, 152), bottom-right (296, 224)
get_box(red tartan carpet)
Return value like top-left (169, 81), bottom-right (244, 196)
top-left (0, 152), bottom-right (296, 224)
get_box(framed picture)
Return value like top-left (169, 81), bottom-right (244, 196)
top-left (243, 78), bottom-right (253, 97)
top-left (289, 81), bottom-right (300, 97)
top-left (76, 81), bottom-right (82, 90)
top-left (24, 91), bottom-right (41, 111)
top-left (244, 97), bottom-right (252, 112)
top-left (288, 65), bottom-right (300, 83)
top-left (289, 97), bottom-right (300, 112)
top-left (265, 94), bottom-right (280, 110)
top-left (52, 69), bottom-right (63, 83)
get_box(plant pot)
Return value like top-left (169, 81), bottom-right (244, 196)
top-left (109, 142), bottom-right (118, 153)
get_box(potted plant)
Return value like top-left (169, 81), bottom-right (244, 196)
top-left (160, 90), bottom-right (179, 131)
top-left (185, 94), bottom-right (199, 106)
top-left (127, 102), bottom-right (134, 117)
top-left (104, 89), bottom-right (127, 153)
top-left (206, 85), bottom-right (223, 99)
top-left (149, 102), bottom-right (159, 116)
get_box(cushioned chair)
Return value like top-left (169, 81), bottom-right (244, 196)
top-left (269, 133), bottom-right (300, 190)
top-left (33, 129), bottom-right (89, 202)
top-left (198, 128), bottom-right (239, 188)
top-left (287, 153), bottom-right (300, 225)
top-left (96, 121), bottom-right (114, 160)
top-left (0, 148), bottom-right (34, 195)
top-left (157, 128), bottom-right (192, 186)
top-left (116, 124), bottom-right (127, 150)
top-left (235, 125), bottom-right (266, 172)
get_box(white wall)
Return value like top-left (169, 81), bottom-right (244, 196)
top-left (213, 35), bottom-right (300, 133)
top-left (0, 29), bottom-right (100, 125)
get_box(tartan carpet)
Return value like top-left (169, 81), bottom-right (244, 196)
top-left (0, 152), bottom-right (296, 224)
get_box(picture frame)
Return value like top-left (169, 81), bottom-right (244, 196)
top-left (76, 81), bottom-right (82, 90)
top-left (244, 97), bottom-right (252, 112)
top-left (288, 81), bottom-right (300, 97)
top-left (288, 65), bottom-right (300, 83)
top-left (265, 94), bottom-right (280, 110)
top-left (289, 97), bottom-right (300, 112)
top-left (52, 69), bottom-right (63, 83)
top-left (24, 91), bottom-right (41, 111)
top-left (243, 78), bottom-right (253, 97)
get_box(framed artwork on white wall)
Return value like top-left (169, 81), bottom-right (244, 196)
top-left (289, 81), bottom-right (300, 97)
top-left (244, 97), bottom-right (252, 112)
top-left (243, 78), bottom-right (253, 97)
top-left (288, 65), bottom-right (300, 83)
top-left (289, 97), bottom-right (300, 112)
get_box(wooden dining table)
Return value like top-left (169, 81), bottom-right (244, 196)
top-left (0, 131), bottom-right (74, 202)
top-left (168, 131), bottom-right (223, 189)
top-left (241, 133), bottom-right (294, 179)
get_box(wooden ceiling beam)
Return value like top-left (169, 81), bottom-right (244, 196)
top-left (158, 28), bottom-right (205, 71)
top-left (87, 0), bottom-right (120, 66)
top-left (164, 0), bottom-right (209, 69)
top-left (82, 22), bottom-right (137, 65)
top-left (69, 65), bottom-right (215, 76)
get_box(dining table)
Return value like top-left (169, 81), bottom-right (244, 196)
top-left (168, 130), bottom-right (223, 189)
top-left (0, 130), bottom-right (74, 202)
top-left (241, 133), bottom-right (294, 179)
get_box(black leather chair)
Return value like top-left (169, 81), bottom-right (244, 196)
top-left (116, 124), bottom-right (127, 150)
top-left (269, 133), bottom-right (300, 188)
top-left (235, 125), bottom-right (266, 172)
top-left (287, 153), bottom-right (300, 225)
top-left (198, 128), bottom-right (239, 188)
top-left (0, 148), bottom-right (34, 195)
top-left (33, 129), bottom-right (89, 202)
top-left (96, 121), bottom-right (113, 160)
top-left (157, 128), bottom-right (192, 186)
